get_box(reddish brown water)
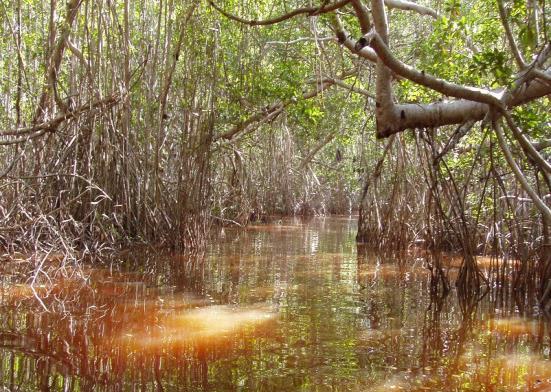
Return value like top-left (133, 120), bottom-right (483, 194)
top-left (0, 217), bottom-right (550, 391)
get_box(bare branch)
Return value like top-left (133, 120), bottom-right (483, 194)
top-left (66, 39), bottom-right (90, 74)
top-left (494, 119), bottom-right (551, 223)
top-left (312, 77), bottom-right (375, 98)
top-left (215, 89), bottom-right (322, 142)
top-left (1, 95), bottom-right (120, 138)
top-left (0, 129), bottom-right (49, 146)
top-left (351, 0), bottom-right (371, 34)
top-left (503, 112), bottom-right (551, 174)
top-left (208, 0), bottom-right (351, 26)
top-left (266, 37), bottom-right (335, 45)
top-left (384, 0), bottom-right (438, 18)
top-left (299, 132), bottom-right (337, 170)
top-left (433, 121), bottom-right (476, 163)
top-left (34, 0), bottom-right (84, 122)
top-left (497, 0), bottom-right (526, 69)
top-left (0, 147), bottom-right (26, 179)
top-left (533, 140), bottom-right (551, 151)
top-left (332, 15), bottom-right (379, 62)
top-left (357, 134), bottom-right (397, 243)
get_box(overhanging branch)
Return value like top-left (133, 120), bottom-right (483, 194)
top-left (384, 0), bottom-right (438, 18)
top-left (208, 0), bottom-right (351, 26)
top-left (368, 32), bottom-right (505, 108)
top-left (376, 73), bottom-right (551, 138)
top-left (215, 72), bottom-right (357, 142)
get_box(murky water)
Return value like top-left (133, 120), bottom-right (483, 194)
top-left (1, 217), bottom-right (550, 391)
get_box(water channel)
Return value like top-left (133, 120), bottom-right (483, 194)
top-left (1, 217), bottom-right (550, 391)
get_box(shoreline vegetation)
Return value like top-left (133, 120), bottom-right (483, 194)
top-left (1, 0), bottom-right (550, 311)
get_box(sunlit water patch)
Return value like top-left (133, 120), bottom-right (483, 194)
top-left (0, 217), bottom-right (549, 391)
top-left (117, 304), bottom-right (277, 351)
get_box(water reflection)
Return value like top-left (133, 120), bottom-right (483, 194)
top-left (0, 217), bottom-right (549, 391)
top-left (117, 304), bottom-right (277, 351)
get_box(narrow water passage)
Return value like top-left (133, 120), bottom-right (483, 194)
top-left (1, 217), bottom-right (549, 391)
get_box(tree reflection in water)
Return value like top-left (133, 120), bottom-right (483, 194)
top-left (1, 217), bottom-right (549, 391)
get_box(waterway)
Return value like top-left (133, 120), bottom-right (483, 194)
top-left (0, 217), bottom-right (549, 391)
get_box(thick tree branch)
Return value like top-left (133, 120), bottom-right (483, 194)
top-left (371, 0), bottom-right (397, 134)
top-left (534, 69), bottom-right (551, 85)
top-left (339, 21), bottom-right (550, 137)
top-left (351, 0), bottom-right (371, 34)
top-left (375, 72), bottom-right (551, 137)
top-left (34, 0), bottom-right (84, 122)
top-left (0, 129), bottom-right (49, 146)
top-left (332, 15), bottom-right (378, 62)
top-left (368, 32), bottom-right (505, 108)
top-left (360, 32), bottom-right (551, 138)
top-left (208, 0), bottom-right (351, 26)
top-left (384, 0), bottom-right (438, 18)
top-left (533, 140), bottom-right (551, 151)
top-left (507, 68), bottom-right (551, 106)
top-left (371, 0), bottom-right (389, 43)
top-left (508, 42), bottom-right (551, 98)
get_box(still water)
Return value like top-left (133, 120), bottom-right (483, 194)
top-left (1, 217), bottom-right (550, 391)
